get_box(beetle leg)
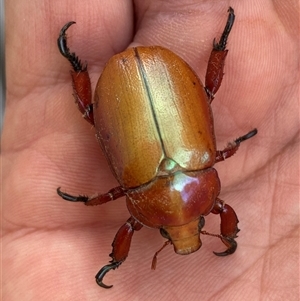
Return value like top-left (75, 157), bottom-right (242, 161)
top-left (58, 22), bottom-right (94, 125)
top-left (202, 198), bottom-right (239, 256)
top-left (215, 129), bottom-right (257, 163)
top-left (205, 7), bottom-right (235, 102)
top-left (96, 217), bottom-right (143, 288)
top-left (57, 186), bottom-right (126, 206)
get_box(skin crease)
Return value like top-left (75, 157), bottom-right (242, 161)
top-left (3, 0), bottom-right (299, 300)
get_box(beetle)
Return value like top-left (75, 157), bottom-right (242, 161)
top-left (57, 7), bottom-right (257, 288)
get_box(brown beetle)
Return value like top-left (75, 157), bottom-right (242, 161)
top-left (57, 7), bottom-right (257, 288)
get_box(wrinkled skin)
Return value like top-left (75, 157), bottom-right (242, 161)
top-left (3, 0), bottom-right (299, 300)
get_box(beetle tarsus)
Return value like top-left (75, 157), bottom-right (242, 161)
top-left (95, 262), bottom-right (122, 289)
top-left (213, 7), bottom-right (235, 51)
top-left (215, 129), bottom-right (258, 162)
top-left (57, 21), bottom-right (86, 72)
top-left (213, 237), bottom-right (237, 256)
top-left (57, 187), bottom-right (88, 202)
top-left (235, 128), bottom-right (258, 144)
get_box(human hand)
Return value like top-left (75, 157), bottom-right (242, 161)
top-left (3, 1), bottom-right (298, 300)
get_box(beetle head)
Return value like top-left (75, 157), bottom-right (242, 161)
top-left (161, 218), bottom-right (203, 255)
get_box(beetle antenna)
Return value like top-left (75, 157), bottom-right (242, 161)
top-left (151, 241), bottom-right (171, 270)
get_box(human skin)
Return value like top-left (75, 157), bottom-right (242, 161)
top-left (3, 0), bottom-right (299, 300)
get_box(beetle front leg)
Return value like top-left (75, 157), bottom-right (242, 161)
top-left (204, 198), bottom-right (239, 256)
top-left (96, 217), bottom-right (143, 288)
top-left (58, 22), bottom-right (94, 125)
top-left (57, 186), bottom-right (126, 206)
top-left (205, 7), bottom-right (235, 102)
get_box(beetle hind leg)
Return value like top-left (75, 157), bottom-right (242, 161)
top-left (205, 7), bottom-right (235, 102)
top-left (95, 217), bottom-right (143, 288)
top-left (202, 197), bottom-right (239, 256)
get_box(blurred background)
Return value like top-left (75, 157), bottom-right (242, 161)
top-left (0, 1), bottom-right (5, 133)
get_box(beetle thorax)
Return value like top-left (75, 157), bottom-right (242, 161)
top-left (157, 157), bottom-right (183, 176)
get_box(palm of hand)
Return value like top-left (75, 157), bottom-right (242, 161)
top-left (3, 1), bottom-right (298, 300)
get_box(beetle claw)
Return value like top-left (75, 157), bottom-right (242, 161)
top-left (57, 21), bottom-right (86, 72)
top-left (95, 262), bottom-right (122, 289)
top-left (57, 21), bottom-right (76, 57)
top-left (57, 187), bottom-right (88, 202)
top-left (213, 237), bottom-right (237, 256)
